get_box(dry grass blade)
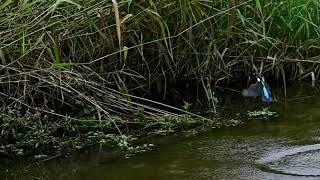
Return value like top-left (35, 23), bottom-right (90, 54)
top-left (112, 0), bottom-right (122, 50)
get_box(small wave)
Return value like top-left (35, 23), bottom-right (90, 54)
top-left (256, 144), bottom-right (320, 177)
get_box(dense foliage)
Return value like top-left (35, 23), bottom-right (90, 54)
top-left (0, 0), bottom-right (319, 158)
top-left (1, 0), bottom-right (319, 115)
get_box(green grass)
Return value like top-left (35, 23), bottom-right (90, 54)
top-left (0, 0), bottom-right (319, 118)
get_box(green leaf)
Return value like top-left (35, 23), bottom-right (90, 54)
top-left (52, 0), bottom-right (81, 11)
top-left (88, 17), bottom-right (107, 39)
top-left (46, 48), bottom-right (55, 62)
top-left (0, 0), bottom-right (12, 11)
top-left (123, 46), bottom-right (128, 61)
top-left (255, 0), bottom-right (262, 12)
top-left (52, 63), bottom-right (75, 69)
top-left (236, 9), bottom-right (246, 26)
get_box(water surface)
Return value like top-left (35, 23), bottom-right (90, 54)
top-left (2, 84), bottom-right (320, 180)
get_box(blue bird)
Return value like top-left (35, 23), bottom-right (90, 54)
top-left (242, 73), bottom-right (272, 102)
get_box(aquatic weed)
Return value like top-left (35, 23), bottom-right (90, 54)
top-left (247, 107), bottom-right (278, 118)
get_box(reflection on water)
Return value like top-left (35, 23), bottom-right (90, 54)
top-left (2, 84), bottom-right (320, 180)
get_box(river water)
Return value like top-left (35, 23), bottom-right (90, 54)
top-left (2, 84), bottom-right (320, 180)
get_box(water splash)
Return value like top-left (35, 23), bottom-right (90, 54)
top-left (256, 144), bottom-right (320, 177)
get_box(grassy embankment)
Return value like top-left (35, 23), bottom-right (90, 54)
top-left (0, 0), bottom-right (319, 158)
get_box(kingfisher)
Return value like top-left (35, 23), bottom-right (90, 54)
top-left (242, 73), bottom-right (272, 102)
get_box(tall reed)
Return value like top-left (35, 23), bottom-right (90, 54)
top-left (0, 0), bottom-right (319, 117)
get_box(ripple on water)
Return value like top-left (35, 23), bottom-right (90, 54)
top-left (256, 144), bottom-right (320, 177)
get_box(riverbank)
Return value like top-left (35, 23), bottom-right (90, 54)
top-left (0, 109), bottom-right (244, 160)
top-left (0, 0), bottom-right (319, 163)
top-left (2, 85), bottom-right (320, 180)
